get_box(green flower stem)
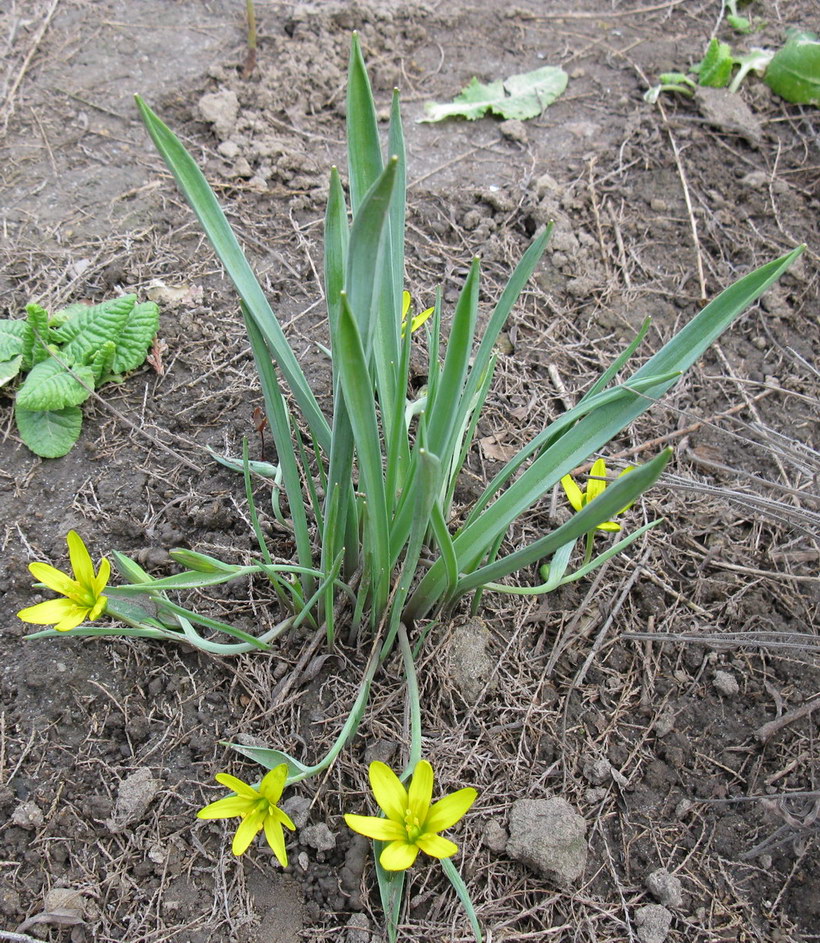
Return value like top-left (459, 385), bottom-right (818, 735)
top-left (287, 639), bottom-right (382, 784)
top-left (440, 856), bottom-right (483, 943)
top-left (397, 623), bottom-right (422, 778)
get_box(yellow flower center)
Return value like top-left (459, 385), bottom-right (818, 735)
top-left (404, 809), bottom-right (422, 842)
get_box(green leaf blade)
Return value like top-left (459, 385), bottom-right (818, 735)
top-left (15, 358), bottom-right (95, 411)
top-left (15, 403), bottom-right (83, 458)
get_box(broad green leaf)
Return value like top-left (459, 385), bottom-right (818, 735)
top-left (111, 300), bottom-right (160, 373)
top-left (56, 295), bottom-right (135, 364)
top-left (0, 319), bottom-right (29, 362)
top-left (764, 31), bottom-right (820, 104)
top-left (421, 66), bottom-right (567, 122)
top-left (15, 402), bottom-right (83, 458)
top-left (24, 303), bottom-right (52, 368)
top-left (0, 354), bottom-right (22, 387)
top-left (696, 38), bottom-right (735, 87)
top-left (15, 357), bottom-right (95, 410)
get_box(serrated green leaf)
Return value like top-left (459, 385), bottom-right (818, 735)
top-left (15, 357), bottom-right (96, 410)
top-left (90, 340), bottom-right (117, 384)
top-left (764, 31), bottom-right (820, 104)
top-left (15, 402), bottom-right (83, 458)
top-left (24, 303), bottom-right (52, 368)
top-left (112, 301), bottom-right (160, 373)
top-left (0, 355), bottom-right (23, 387)
top-left (697, 38), bottom-right (735, 87)
top-left (421, 65), bottom-right (567, 122)
top-left (55, 295), bottom-right (135, 364)
top-left (0, 319), bottom-right (29, 362)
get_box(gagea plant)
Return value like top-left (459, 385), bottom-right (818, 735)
top-left (20, 33), bottom-right (803, 941)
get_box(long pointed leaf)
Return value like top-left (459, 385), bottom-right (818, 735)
top-left (135, 96), bottom-right (330, 451)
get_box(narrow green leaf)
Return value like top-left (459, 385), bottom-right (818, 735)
top-left (346, 155), bottom-right (399, 349)
top-left (244, 307), bottom-right (315, 595)
top-left (425, 259), bottom-right (480, 459)
top-left (453, 449), bottom-right (672, 599)
top-left (347, 32), bottom-right (383, 213)
top-left (440, 857), bottom-right (483, 942)
top-left (135, 95), bottom-right (330, 451)
top-left (224, 742), bottom-right (312, 779)
top-left (337, 293), bottom-right (391, 613)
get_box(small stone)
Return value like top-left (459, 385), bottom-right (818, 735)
top-left (233, 157), bottom-right (253, 178)
top-left (281, 795), bottom-right (311, 829)
top-left (635, 904), bottom-right (673, 943)
top-left (105, 768), bottom-right (163, 833)
top-left (713, 670), bottom-right (739, 698)
top-left (507, 797), bottom-right (588, 884)
top-left (301, 823), bottom-right (336, 853)
top-left (499, 119), bottom-right (528, 144)
top-left (218, 140), bottom-right (240, 160)
top-left (646, 868), bottom-right (684, 909)
top-left (653, 710), bottom-right (675, 738)
top-left (582, 756), bottom-right (612, 785)
top-left (739, 170), bottom-right (769, 189)
top-left (534, 172), bottom-right (560, 199)
top-left (198, 89), bottom-right (240, 139)
top-left (447, 619), bottom-right (496, 704)
top-left (482, 819), bottom-right (508, 853)
top-left (345, 913), bottom-right (370, 943)
top-left (11, 800), bottom-right (44, 829)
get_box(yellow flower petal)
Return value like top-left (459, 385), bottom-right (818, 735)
top-left (94, 557), bottom-right (111, 595)
top-left (197, 796), bottom-right (254, 819)
top-left (586, 458), bottom-right (608, 502)
top-left (344, 813), bottom-right (405, 842)
top-left (271, 806), bottom-right (297, 832)
top-left (369, 761), bottom-right (407, 823)
top-left (67, 530), bottom-right (96, 588)
top-left (54, 607), bottom-right (90, 632)
top-left (379, 839), bottom-right (420, 871)
top-left (17, 598), bottom-right (79, 626)
top-left (596, 520), bottom-right (621, 533)
top-left (232, 808), bottom-right (266, 855)
top-left (259, 764), bottom-right (288, 804)
top-left (263, 815), bottom-right (288, 866)
top-left (560, 474), bottom-right (584, 512)
top-left (416, 833), bottom-right (459, 859)
top-left (215, 773), bottom-right (260, 798)
top-left (407, 760), bottom-right (433, 824)
top-left (410, 305), bottom-right (434, 333)
top-left (88, 595), bottom-right (108, 621)
top-left (424, 787), bottom-right (477, 833)
top-left (28, 562), bottom-right (78, 598)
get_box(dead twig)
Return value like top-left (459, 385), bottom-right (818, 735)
top-left (756, 696), bottom-right (820, 743)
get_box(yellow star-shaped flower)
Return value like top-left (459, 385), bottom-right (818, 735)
top-left (345, 759), bottom-right (477, 871)
top-left (561, 457), bottom-right (634, 532)
top-left (18, 530), bottom-right (110, 632)
top-left (197, 765), bottom-right (296, 863)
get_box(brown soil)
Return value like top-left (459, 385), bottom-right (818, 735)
top-left (1, 2), bottom-right (818, 942)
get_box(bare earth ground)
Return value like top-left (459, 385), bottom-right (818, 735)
top-left (1, 1), bottom-right (818, 941)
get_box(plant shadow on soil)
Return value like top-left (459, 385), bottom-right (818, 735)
top-left (0, 1), bottom-right (818, 941)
